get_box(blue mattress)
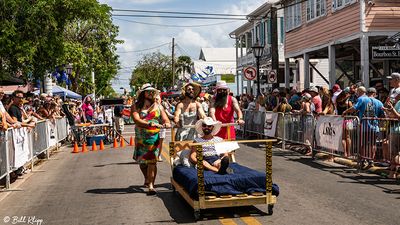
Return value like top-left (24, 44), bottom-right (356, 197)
top-left (173, 163), bottom-right (267, 199)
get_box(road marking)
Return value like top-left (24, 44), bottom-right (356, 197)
top-left (161, 143), bottom-right (171, 164)
top-left (240, 216), bottom-right (262, 225)
top-left (219, 218), bottom-right (237, 225)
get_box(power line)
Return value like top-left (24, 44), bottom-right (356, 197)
top-left (114, 18), bottom-right (239, 28)
top-left (116, 42), bottom-right (170, 53)
top-left (112, 9), bottom-right (247, 17)
top-left (111, 14), bottom-right (247, 20)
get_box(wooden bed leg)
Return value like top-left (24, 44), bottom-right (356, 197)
top-left (194, 210), bottom-right (201, 221)
top-left (266, 141), bottom-right (273, 197)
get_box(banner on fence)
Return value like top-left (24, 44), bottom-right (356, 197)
top-left (264, 112), bottom-right (278, 137)
top-left (12, 128), bottom-right (30, 168)
top-left (315, 116), bottom-right (344, 152)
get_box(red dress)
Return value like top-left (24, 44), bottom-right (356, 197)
top-left (215, 95), bottom-right (236, 140)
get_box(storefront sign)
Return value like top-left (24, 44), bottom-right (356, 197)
top-left (372, 46), bottom-right (400, 60)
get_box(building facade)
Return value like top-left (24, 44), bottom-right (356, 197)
top-left (281, 0), bottom-right (400, 89)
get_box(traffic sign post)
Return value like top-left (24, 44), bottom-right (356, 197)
top-left (268, 70), bottom-right (277, 84)
top-left (243, 67), bottom-right (257, 81)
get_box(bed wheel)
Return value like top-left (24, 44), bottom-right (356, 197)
top-left (194, 210), bottom-right (201, 221)
top-left (268, 204), bottom-right (274, 215)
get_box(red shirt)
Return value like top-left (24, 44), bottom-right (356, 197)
top-left (214, 95), bottom-right (236, 140)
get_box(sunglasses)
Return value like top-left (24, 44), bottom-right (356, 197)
top-left (217, 89), bottom-right (227, 93)
top-left (202, 124), bottom-right (213, 128)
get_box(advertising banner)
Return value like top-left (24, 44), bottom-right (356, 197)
top-left (315, 116), bottom-right (344, 152)
top-left (264, 112), bottom-right (278, 137)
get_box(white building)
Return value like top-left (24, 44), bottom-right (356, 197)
top-left (192, 48), bottom-right (240, 95)
top-left (229, 1), bottom-right (329, 94)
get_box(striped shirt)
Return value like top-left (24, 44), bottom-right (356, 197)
top-left (194, 136), bottom-right (223, 157)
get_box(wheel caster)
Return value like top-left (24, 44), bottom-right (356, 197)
top-left (194, 210), bottom-right (201, 221)
top-left (268, 204), bottom-right (274, 215)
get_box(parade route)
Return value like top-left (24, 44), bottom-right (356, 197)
top-left (0, 125), bottom-right (399, 225)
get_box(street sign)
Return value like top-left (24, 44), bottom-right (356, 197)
top-left (243, 67), bottom-right (257, 81)
top-left (372, 46), bottom-right (400, 60)
top-left (268, 70), bottom-right (277, 83)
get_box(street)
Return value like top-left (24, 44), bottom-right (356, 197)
top-left (0, 124), bottom-right (399, 225)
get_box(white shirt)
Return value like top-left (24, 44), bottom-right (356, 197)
top-left (0, 101), bottom-right (6, 114)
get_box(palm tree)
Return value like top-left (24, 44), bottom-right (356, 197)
top-left (175, 55), bottom-right (193, 80)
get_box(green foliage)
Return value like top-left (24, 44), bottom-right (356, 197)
top-left (176, 55), bottom-right (194, 75)
top-left (130, 52), bottom-right (173, 90)
top-left (0, 0), bottom-right (121, 97)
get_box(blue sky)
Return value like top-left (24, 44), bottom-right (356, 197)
top-left (99, 0), bottom-right (264, 93)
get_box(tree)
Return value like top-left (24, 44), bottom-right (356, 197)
top-left (176, 55), bottom-right (194, 78)
top-left (130, 52), bottom-right (173, 90)
top-left (0, 0), bottom-right (121, 97)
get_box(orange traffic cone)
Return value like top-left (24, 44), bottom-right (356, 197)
top-left (82, 142), bottom-right (88, 153)
top-left (113, 138), bottom-right (118, 148)
top-left (72, 142), bottom-right (79, 153)
top-left (129, 136), bottom-right (134, 146)
top-left (99, 140), bottom-right (105, 150)
top-left (120, 138), bottom-right (126, 148)
top-left (92, 141), bottom-right (98, 151)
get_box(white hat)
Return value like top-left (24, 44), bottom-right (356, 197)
top-left (215, 81), bottom-right (229, 90)
top-left (195, 117), bottom-right (222, 136)
top-left (390, 87), bottom-right (400, 99)
top-left (272, 88), bottom-right (280, 93)
top-left (308, 86), bottom-right (319, 93)
top-left (136, 83), bottom-right (160, 96)
top-left (387, 72), bottom-right (400, 80)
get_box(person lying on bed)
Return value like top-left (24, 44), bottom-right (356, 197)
top-left (189, 117), bottom-right (230, 175)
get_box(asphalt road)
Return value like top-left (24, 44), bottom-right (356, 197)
top-left (0, 124), bottom-right (399, 225)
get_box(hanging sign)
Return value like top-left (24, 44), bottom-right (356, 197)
top-left (243, 67), bottom-right (257, 81)
top-left (372, 46), bottom-right (400, 60)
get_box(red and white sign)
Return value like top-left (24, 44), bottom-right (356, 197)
top-left (243, 67), bottom-right (257, 81)
top-left (268, 70), bottom-right (277, 83)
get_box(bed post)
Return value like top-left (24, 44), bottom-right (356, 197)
top-left (169, 141), bottom-right (175, 172)
top-left (266, 141), bottom-right (273, 202)
top-left (195, 144), bottom-right (205, 208)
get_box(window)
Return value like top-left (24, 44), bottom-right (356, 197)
top-left (332, 0), bottom-right (356, 11)
top-left (285, 0), bottom-right (302, 31)
top-left (306, 0), bottom-right (326, 21)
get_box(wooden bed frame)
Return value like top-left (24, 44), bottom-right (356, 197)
top-left (169, 139), bottom-right (277, 220)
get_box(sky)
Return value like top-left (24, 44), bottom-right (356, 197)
top-left (99, 0), bottom-right (265, 94)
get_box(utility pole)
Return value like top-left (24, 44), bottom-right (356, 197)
top-left (271, 7), bottom-right (279, 89)
top-left (172, 37), bottom-right (175, 89)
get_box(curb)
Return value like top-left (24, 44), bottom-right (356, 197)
top-left (313, 152), bottom-right (395, 177)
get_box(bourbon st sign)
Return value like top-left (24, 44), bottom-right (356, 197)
top-left (372, 46), bottom-right (400, 60)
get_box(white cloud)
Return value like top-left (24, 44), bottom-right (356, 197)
top-left (176, 29), bottom-right (212, 49)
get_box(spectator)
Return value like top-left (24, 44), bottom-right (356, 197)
top-left (82, 96), bottom-right (94, 123)
top-left (382, 88), bottom-right (400, 178)
top-left (336, 87), bottom-right (353, 116)
top-left (307, 86), bottom-right (322, 114)
top-left (387, 72), bottom-right (400, 103)
top-left (266, 89), bottom-right (280, 111)
top-left (8, 90), bottom-right (34, 128)
top-left (319, 87), bottom-right (335, 115)
top-left (273, 97), bottom-right (292, 113)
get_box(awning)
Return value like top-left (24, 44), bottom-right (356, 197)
top-left (33, 85), bottom-right (82, 99)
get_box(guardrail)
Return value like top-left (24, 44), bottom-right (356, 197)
top-left (239, 110), bottom-right (400, 176)
top-left (0, 117), bottom-right (68, 189)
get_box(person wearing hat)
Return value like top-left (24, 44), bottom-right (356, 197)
top-left (387, 72), bottom-right (400, 103)
top-left (131, 83), bottom-right (171, 195)
top-left (189, 117), bottom-right (230, 174)
top-left (174, 82), bottom-right (206, 141)
top-left (209, 81), bottom-right (244, 140)
top-left (382, 88), bottom-right (400, 178)
top-left (307, 86), bottom-right (322, 113)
